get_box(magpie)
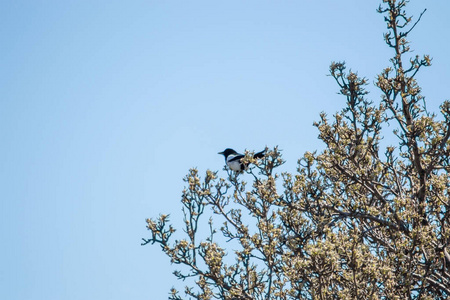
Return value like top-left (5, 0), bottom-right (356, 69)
top-left (218, 148), bottom-right (265, 172)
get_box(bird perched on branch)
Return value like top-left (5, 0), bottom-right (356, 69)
top-left (218, 148), bottom-right (265, 172)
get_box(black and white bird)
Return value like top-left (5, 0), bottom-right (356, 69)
top-left (218, 148), bottom-right (266, 172)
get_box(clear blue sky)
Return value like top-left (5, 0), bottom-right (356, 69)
top-left (1, 1), bottom-right (449, 299)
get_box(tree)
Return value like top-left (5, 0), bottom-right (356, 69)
top-left (143, 1), bottom-right (450, 299)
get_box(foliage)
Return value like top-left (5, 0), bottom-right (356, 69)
top-left (143, 1), bottom-right (450, 299)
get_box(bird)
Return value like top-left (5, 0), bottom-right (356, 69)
top-left (218, 148), bottom-right (266, 171)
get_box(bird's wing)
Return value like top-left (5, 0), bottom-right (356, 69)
top-left (228, 154), bottom-right (245, 162)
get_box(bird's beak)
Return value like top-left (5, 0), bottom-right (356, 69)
top-left (218, 151), bottom-right (223, 155)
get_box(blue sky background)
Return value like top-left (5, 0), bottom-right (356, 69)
top-left (1, 1), bottom-right (449, 299)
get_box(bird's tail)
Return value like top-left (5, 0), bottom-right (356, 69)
top-left (253, 149), bottom-right (266, 159)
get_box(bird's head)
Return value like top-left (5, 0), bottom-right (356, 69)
top-left (218, 148), bottom-right (237, 158)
